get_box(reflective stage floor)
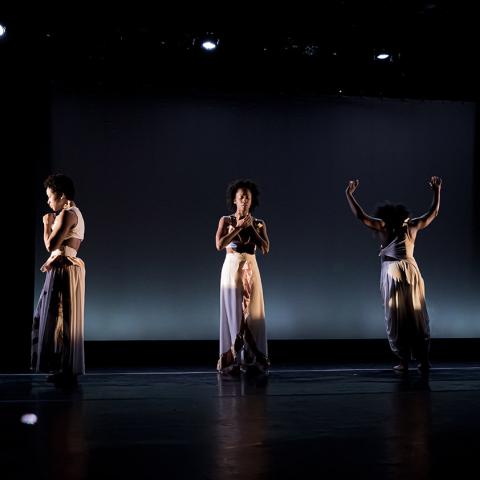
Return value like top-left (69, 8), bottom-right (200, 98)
top-left (1, 363), bottom-right (479, 479)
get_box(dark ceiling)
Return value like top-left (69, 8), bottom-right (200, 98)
top-left (1, 1), bottom-right (478, 100)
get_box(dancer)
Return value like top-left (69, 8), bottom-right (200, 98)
top-left (32, 174), bottom-right (86, 385)
top-left (346, 177), bottom-right (442, 371)
top-left (215, 179), bottom-right (270, 374)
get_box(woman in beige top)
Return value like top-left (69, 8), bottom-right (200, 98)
top-left (215, 179), bottom-right (270, 374)
top-left (32, 174), bottom-right (86, 385)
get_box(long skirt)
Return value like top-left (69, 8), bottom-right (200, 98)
top-left (218, 252), bottom-right (269, 373)
top-left (31, 256), bottom-right (86, 375)
top-left (380, 259), bottom-right (430, 363)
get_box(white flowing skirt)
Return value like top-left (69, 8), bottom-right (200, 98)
top-left (218, 252), bottom-right (268, 372)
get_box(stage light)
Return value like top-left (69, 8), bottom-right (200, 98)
top-left (376, 53), bottom-right (391, 60)
top-left (373, 49), bottom-right (399, 63)
top-left (282, 37), bottom-right (300, 53)
top-left (304, 44), bottom-right (319, 56)
top-left (202, 40), bottom-right (217, 51)
top-left (197, 33), bottom-right (219, 52)
top-left (0, 24), bottom-right (6, 37)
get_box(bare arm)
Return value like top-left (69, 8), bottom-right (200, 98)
top-left (345, 180), bottom-right (385, 231)
top-left (409, 176), bottom-right (442, 231)
top-left (215, 215), bottom-right (251, 251)
top-left (249, 220), bottom-right (270, 254)
top-left (43, 209), bottom-right (77, 252)
top-left (43, 213), bottom-right (56, 250)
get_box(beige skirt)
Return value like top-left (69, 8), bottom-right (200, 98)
top-left (380, 258), bottom-right (430, 362)
top-left (32, 248), bottom-right (85, 375)
top-left (218, 252), bottom-right (269, 373)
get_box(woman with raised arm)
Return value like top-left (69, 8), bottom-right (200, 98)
top-left (345, 176), bottom-right (442, 372)
top-left (32, 174), bottom-right (86, 385)
top-left (215, 179), bottom-right (270, 375)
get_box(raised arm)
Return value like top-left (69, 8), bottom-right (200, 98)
top-left (345, 180), bottom-right (385, 231)
top-left (409, 176), bottom-right (442, 231)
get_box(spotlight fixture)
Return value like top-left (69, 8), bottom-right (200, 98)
top-left (195, 33), bottom-right (220, 52)
top-left (373, 49), bottom-right (399, 63)
top-left (202, 40), bottom-right (217, 51)
top-left (0, 24), bottom-right (6, 38)
top-left (303, 44), bottom-right (319, 57)
top-left (283, 37), bottom-right (300, 52)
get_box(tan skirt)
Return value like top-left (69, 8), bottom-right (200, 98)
top-left (32, 250), bottom-right (85, 375)
top-left (218, 252), bottom-right (269, 373)
top-left (380, 259), bottom-right (430, 363)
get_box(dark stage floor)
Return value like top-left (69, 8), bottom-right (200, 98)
top-left (1, 364), bottom-right (479, 479)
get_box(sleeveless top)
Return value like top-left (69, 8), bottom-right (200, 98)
top-left (378, 220), bottom-right (415, 261)
top-left (41, 206), bottom-right (85, 272)
top-left (225, 215), bottom-right (263, 253)
top-left (57, 206), bottom-right (85, 241)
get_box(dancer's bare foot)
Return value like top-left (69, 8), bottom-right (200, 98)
top-left (393, 362), bottom-right (408, 372)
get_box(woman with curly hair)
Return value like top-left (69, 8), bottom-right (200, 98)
top-left (31, 174), bottom-right (86, 385)
top-left (346, 176), bottom-right (442, 372)
top-left (215, 179), bottom-right (270, 374)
